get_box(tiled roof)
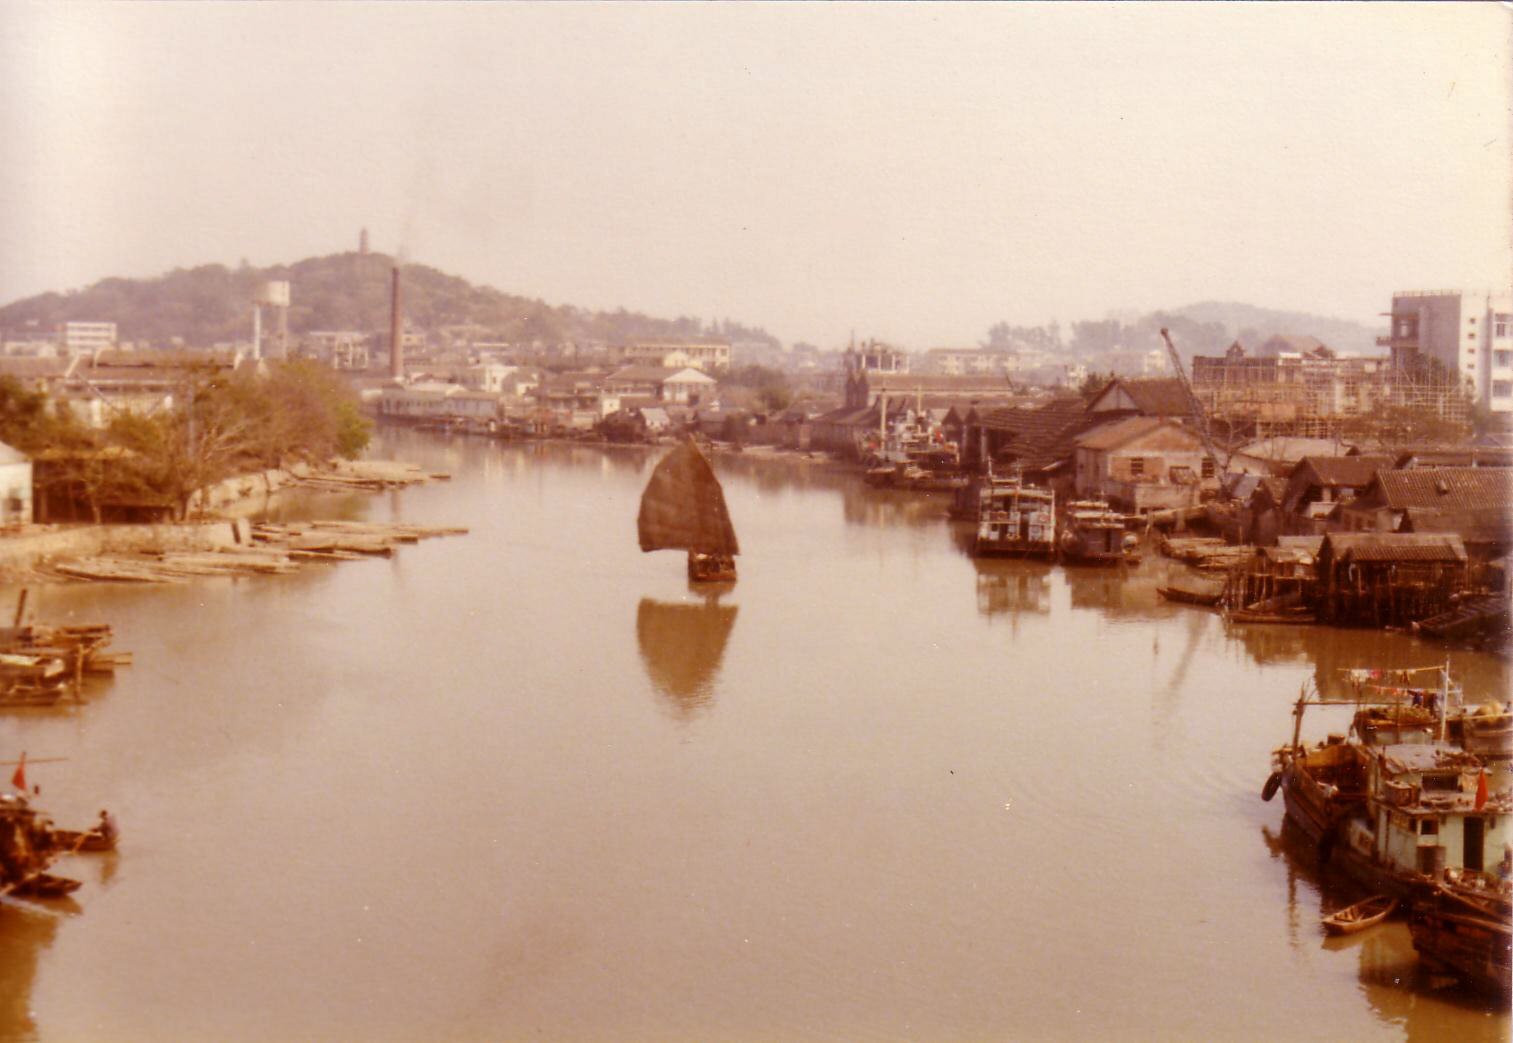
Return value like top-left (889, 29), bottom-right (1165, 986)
top-left (974, 398), bottom-right (1102, 472)
top-left (1402, 506), bottom-right (1513, 546)
top-left (1296, 455), bottom-right (1393, 488)
top-left (1323, 532), bottom-right (1468, 563)
top-left (1375, 467), bottom-right (1513, 511)
top-left (1090, 378), bottom-right (1191, 417)
top-left (1075, 415), bottom-right (1195, 452)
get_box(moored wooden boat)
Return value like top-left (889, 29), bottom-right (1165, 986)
top-left (973, 477), bottom-right (1055, 559)
top-left (1321, 894), bottom-right (1395, 935)
top-left (51, 827), bottom-right (116, 853)
top-left (1157, 585), bottom-right (1222, 607)
top-left (1228, 603), bottom-right (1316, 624)
top-left (11, 871), bottom-right (82, 898)
top-left (1408, 878), bottom-right (1512, 995)
top-left (1059, 500), bottom-right (1136, 565)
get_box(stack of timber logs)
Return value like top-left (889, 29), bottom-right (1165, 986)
top-left (295, 461), bottom-right (450, 492)
top-left (38, 522), bottom-right (466, 583)
top-left (250, 521), bottom-right (468, 560)
top-left (1156, 535), bottom-right (1252, 572)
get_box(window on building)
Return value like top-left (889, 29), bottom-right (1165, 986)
top-left (1496, 316), bottom-right (1511, 337)
top-left (1200, 457), bottom-right (1215, 479)
top-left (1496, 351), bottom-right (1512, 369)
top-left (1129, 457), bottom-right (1145, 477)
top-left (1493, 381), bottom-right (1513, 399)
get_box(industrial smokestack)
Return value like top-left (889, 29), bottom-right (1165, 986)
top-left (389, 265), bottom-right (403, 381)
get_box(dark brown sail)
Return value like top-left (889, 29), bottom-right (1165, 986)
top-left (637, 439), bottom-right (740, 558)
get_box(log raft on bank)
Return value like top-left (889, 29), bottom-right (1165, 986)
top-left (38, 522), bottom-right (467, 584)
top-left (293, 461), bottom-right (451, 492)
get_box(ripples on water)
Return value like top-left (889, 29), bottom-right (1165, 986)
top-left (1, 434), bottom-right (1507, 1041)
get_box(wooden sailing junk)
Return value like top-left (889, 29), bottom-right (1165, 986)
top-left (638, 439), bottom-right (739, 582)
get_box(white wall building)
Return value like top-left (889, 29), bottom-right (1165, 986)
top-left (1386, 289), bottom-right (1513, 414)
top-left (60, 321), bottom-right (117, 355)
top-left (621, 341), bottom-right (731, 372)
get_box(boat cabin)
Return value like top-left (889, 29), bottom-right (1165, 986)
top-left (973, 479), bottom-right (1055, 558)
top-left (1368, 743), bottom-right (1511, 878)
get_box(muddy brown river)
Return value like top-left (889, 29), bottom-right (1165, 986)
top-left (1, 432), bottom-right (1507, 1041)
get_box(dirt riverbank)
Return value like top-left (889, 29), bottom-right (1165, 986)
top-left (0, 459), bottom-right (442, 585)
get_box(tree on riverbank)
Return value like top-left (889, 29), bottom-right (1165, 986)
top-left (3, 365), bottom-right (371, 521)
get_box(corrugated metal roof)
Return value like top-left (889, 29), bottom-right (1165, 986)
top-left (1376, 467), bottom-right (1513, 511)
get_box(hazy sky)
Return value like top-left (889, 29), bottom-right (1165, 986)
top-left (2, 2), bottom-right (1509, 347)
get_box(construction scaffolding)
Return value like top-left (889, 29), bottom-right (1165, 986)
top-left (1192, 353), bottom-right (1470, 442)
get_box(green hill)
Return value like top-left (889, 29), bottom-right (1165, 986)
top-left (0, 253), bottom-right (781, 350)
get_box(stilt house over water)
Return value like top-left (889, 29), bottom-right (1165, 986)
top-left (1313, 532), bottom-right (1469, 627)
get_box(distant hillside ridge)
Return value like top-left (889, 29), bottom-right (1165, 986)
top-left (1167, 300), bottom-right (1384, 357)
top-left (0, 252), bottom-right (781, 351)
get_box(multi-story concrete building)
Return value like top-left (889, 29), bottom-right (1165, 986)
top-left (60, 321), bottom-right (117, 355)
top-left (620, 341), bottom-right (731, 372)
top-left (1384, 290), bottom-right (1513, 415)
top-left (921, 348), bottom-right (1014, 376)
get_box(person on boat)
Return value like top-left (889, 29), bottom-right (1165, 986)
top-left (1499, 844), bottom-right (1512, 883)
top-left (97, 809), bottom-right (118, 846)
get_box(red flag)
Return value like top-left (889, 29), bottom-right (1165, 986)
top-left (1475, 769), bottom-right (1489, 811)
top-left (10, 752), bottom-right (24, 791)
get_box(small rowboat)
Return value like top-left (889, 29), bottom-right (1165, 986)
top-left (12, 872), bottom-right (82, 899)
top-left (52, 827), bottom-right (116, 853)
top-left (1157, 585), bottom-right (1221, 607)
top-left (1322, 894), bottom-right (1395, 935)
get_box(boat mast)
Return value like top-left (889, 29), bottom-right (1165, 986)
top-left (1438, 660), bottom-right (1449, 743)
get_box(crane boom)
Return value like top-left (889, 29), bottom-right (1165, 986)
top-left (1159, 327), bottom-right (1230, 500)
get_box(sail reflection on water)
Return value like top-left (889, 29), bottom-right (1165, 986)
top-left (635, 597), bottom-right (739, 718)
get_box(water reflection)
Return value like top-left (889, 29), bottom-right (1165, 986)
top-left (971, 560), bottom-right (1052, 620)
top-left (707, 450), bottom-right (851, 497)
top-left (841, 485), bottom-right (952, 529)
top-left (1260, 824), bottom-right (1512, 1037)
top-left (0, 901), bottom-right (59, 1040)
top-left (1063, 564), bottom-right (1170, 619)
top-left (634, 596), bottom-right (739, 719)
top-left (1226, 621), bottom-right (1508, 703)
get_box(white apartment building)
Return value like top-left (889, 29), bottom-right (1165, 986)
top-left (620, 341), bottom-right (731, 372)
top-left (60, 321), bottom-right (117, 355)
top-left (1386, 289), bottom-right (1513, 414)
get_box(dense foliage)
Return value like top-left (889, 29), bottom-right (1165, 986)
top-left (0, 363), bottom-right (370, 521)
top-left (720, 365), bottom-right (794, 412)
top-left (0, 253), bottom-right (782, 351)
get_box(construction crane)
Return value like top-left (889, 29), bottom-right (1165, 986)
top-left (1159, 327), bottom-right (1232, 501)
